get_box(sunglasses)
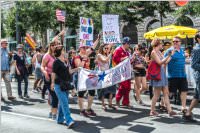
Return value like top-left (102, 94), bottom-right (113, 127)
top-left (50, 44), bottom-right (55, 47)
top-left (173, 41), bottom-right (180, 43)
top-left (104, 48), bottom-right (108, 50)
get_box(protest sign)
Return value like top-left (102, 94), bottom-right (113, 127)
top-left (77, 58), bottom-right (131, 91)
top-left (79, 17), bottom-right (93, 46)
top-left (102, 15), bottom-right (120, 44)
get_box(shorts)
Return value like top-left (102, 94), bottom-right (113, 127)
top-left (35, 68), bottom-right (43, 80)
top-left (78, 90), bottom-right (95, 98)
top-left (134, 68), bottom-right (146, 77)
top-left (194, 82), bottom-right (200, 100)
top-left (168, 78), bottom-right (188, 93)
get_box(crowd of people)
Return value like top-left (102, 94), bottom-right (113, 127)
top-left (1, 31), bottom-right (200, 128)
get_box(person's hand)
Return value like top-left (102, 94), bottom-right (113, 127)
top-left (60, 29), bottom-right (65, 36)
top-left (98, 33), bottom-right (102, 40)
top-left (44, 72), bottom-right (50, 81)
top-left (50, 83), bottom-right (54, 91)
top-left (16, 70), bottom-right (20, 75)
top-left (109, 47), bottom-right (115, 54)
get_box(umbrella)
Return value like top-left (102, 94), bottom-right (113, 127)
top-left (144, 25), bottom-right (198, 40)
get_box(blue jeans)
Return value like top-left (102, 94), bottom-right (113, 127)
top-left (54, 84), bottom-right (74, 126)
top-left (17, 74), bottom-right (28, 96)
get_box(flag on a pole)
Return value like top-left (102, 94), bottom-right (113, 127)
top-left (56, 9), bottom-right (66, 22)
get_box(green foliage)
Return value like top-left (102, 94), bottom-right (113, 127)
top-left (176, 1), bottom-right (200, 16)
top-left (4, 1), bottom-right (174, 39)
top-left (1, 9), bottom-right (7, 38)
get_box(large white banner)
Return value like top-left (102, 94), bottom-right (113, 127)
top-left (77, 59), bottom-right (131, 91)
top-left (79, 17), bottom-right (93, 47)
top-left (102, 14), bottom-right (121, 44)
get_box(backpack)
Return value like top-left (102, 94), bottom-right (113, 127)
top-left (146, 61), bottom-right (161, 81)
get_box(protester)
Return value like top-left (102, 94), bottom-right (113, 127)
top-left (145, 46), bottom-right (153, 100)
top-left (32, 46), bottom-right (43, 93)
top-left (1, 39), bottom-right (16, 101)
top-left (41, 41), bottom-right (58, 120)
top-left (73, 45), bottom-right (97, 116)
top-left (149, 38), bottom-right (177, 116)
top-left (113, 37), bottom-right (132, 108)
top-left (97, 43), bottom-right (116, 110)
top-left (183, 33), bottom-right (200, 122)
top-left (51, 45), bottom-right (77, 128)
top-left (68, 48), bottom-right (77, 97)
top-left (164, 36), bottom-right (188, 114)
top-left (14, 44), bottom-right (29, 99)
top-left (132, 44), bottom-right (147, 105)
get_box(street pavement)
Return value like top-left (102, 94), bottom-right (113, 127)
top-left (1, 77), bottom-right (200, 133)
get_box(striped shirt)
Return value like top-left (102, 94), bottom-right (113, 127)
top-left (164, 47), bottom-right (186, 78)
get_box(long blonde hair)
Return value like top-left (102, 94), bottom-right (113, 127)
top-left (47, 41), bottom-right (55, 56)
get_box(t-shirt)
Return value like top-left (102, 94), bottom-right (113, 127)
top-left (14, 53), bottom-right (28, 75)
top-left (43, 53), bottom-right (55, 75)
top-left (164, 47), bottom-right (186, 78)
top-left (52, 59), bottom-right (71, 84)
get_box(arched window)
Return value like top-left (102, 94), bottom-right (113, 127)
top-left (122, 23), bottom-right (138, 44)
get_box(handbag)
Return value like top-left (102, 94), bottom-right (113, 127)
top-left (60, 79), bottom-right (74, 91)
top-left (146, 61), bottom-right (161, 81)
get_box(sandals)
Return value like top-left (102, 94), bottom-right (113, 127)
top-left (150, 111), bottom-right (159, 116)
top-left (169, 111), bottom-right (177, 116)
top-left (108, 105), bottom-right (117, 110)
top-left (159, 104), bottom-right (167, 112)
top-left (102, 105), bottom-right (107, 111)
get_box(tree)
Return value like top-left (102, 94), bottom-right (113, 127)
top-left (5, 1), bottom-right (174, 45)
top-left (1, 9), bottom-right (7, 38)
top-left (176, 1), bottom-right (200, 16)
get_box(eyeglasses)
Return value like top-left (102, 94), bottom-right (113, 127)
top-left (173, 41), bottom-right (180, 43)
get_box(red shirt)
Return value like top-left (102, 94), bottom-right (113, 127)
top-left (113, 46), bottom-right (130, 65)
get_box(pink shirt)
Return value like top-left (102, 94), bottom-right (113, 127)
top-left (43, 53), bottom-right (55, 75)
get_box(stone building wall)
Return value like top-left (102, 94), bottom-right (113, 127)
top-left (136, 14), bottom-right (200, 44)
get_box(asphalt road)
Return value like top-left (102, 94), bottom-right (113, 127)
top-left (1, 77), bottom-right (200, 133)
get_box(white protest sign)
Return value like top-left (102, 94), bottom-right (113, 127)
top-left (102, 14), bottom-right (121, 44)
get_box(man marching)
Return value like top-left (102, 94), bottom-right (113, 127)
top-left (113, 37), bottom-right (132, 108)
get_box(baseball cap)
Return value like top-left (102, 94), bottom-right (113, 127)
top-left (122, 37), bottom-right (131, 44)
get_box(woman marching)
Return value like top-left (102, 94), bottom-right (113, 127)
top-left (97, 44), bottom-right (116, 110)
top-left (149, 38), bottom-right (177, 116)
top-left (14, 44), bottom-right (29, 99)
top-left (132, 44), bottom-right (147, 105)
top-left (51, 45), bottom-right (78, 128)
top-left (41, 41), bottom-right (58, 120)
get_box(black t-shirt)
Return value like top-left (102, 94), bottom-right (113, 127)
top-left (52, 59), bottom-right (71, 84)
top-left (14, 53), bottom-right (28, 75)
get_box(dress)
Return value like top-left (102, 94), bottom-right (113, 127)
top-left (150, 54), bottom-right (168, 88)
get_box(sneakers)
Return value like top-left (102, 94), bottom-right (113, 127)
top-left (48, 112), bottom-right (52, 118)
top-left (19, 95), bottom-right (23, 99)
top-left (87, 109), bottom-right (97, 116)
top-left (68, 121), bottom-right (75, 128)
top-left (24, 94), bottom-right (30, 99)
top-left (80, 110), bottom-right (88, 117)
top-left (137, 100), bottom-right (146, 106)
top-left (52, 114), bottom-right (57, 120)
